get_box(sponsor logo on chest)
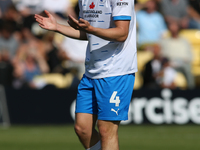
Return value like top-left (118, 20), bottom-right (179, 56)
top-left (83, 1), bottom-right (104, 20)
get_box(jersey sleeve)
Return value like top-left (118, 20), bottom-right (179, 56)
top-left (111, 0), bottom-right (134, 21)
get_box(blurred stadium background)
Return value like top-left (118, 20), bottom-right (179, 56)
top-left (0, 0), bottom-right (200, 149)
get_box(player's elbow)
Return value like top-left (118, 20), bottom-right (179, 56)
top-left (115, 34), bottom-right (128, 42)
top-left (114, 22), bottom-right (129, 42)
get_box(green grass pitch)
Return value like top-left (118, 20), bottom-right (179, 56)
top-left (0, 125), bottom-right (200, 150)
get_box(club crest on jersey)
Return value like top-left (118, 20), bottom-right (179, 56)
top-left (99, 0), bottom-right (106, 3)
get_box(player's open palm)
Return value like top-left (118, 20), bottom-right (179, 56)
top-left (35, 10), bottom-right (57, 31)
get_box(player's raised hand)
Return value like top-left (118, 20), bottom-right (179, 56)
top-left (35, 10), bottom-right (57, 31)
top-left (68, 15), bottom-right (93, 33)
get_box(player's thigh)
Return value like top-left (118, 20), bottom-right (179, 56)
top-left (75, 75), bottom-right (98, 115)
top-left (94, 73), bottom-right (135, 121)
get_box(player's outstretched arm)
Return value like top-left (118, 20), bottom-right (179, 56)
top-left (34, 10), bottom-right (87, 40)
top-left (68, 15), bottom-right (130, 42)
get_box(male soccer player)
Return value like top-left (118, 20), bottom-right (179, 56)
top-left (35, 0), bottom-right (137, 149)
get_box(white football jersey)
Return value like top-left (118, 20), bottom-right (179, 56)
top-left (79, 0), bottom-right (137, 79)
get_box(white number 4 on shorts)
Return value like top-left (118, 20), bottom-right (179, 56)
top-left (110, 91), bottom-right (120, 107)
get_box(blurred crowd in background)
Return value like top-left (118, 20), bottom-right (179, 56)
top-left (0, 0), bottom-right (200, 90)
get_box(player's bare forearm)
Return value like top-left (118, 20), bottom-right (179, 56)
top-left (35, 10), bottom-right (87, 40)
top-left (56, 23), bottom-right (87, 40)
top-left (89, 21), bottom-right (130, 42)
top-left (68, 15), bottom-right (130, 42)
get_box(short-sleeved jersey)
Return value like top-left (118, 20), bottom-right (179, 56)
top-left (79, 0), bottom-right (137, 79)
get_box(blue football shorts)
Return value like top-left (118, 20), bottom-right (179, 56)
top-left (75, 73), bottom-right (135, 121)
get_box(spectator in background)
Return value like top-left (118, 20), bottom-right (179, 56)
top-left (0, 4), bottom-right (22, 88)
top-left (142, 44), bottom-right (177, 90)
top-left (0, 21), bottom-right (19, 59)
top-left (13, 24), bottom-right (49, 89)
top-left (134, 0), bottom-right (161, 12)
top-left (142, 44), bottom-right (163, 89)
top-left (135, 0), bottom-right (146, 12)
top-left (1, 4), bottom-right (22, 24)
top-left (12, 48), bottom-right (49, 89)
top-left (159, 21), bottom-right (195, 89)
top-left (1, 4), bottom-right (23, 42)
top-left (160, 57), bottom-right (177, 89)
top-left (22, 50), bottom-right (44, 85)
top-left (0, 1), bottom-right (80, 89)
top-left (188, 0), bottom-right (200, 29)
top-left (0, 0), bottom-right (13, 18)
top-left (136, 0), bottom-right (167, 46)
top-left (43, 31), bottom-right (69, 74)
top-left (160, 0), bottom-right (190, 29)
